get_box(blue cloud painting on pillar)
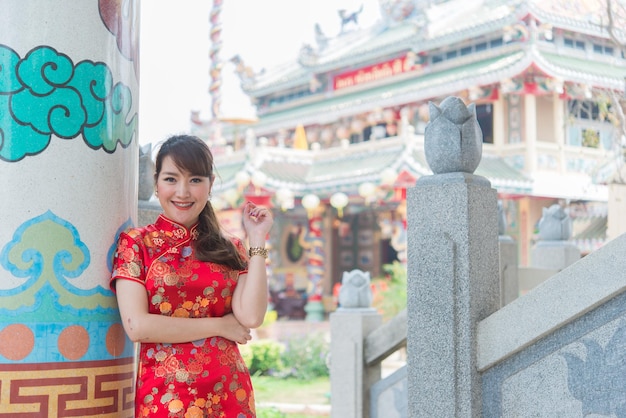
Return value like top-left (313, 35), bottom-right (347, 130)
top-left (0, 45), bottom-right (137, 162)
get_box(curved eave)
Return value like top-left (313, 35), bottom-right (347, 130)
top-left (247, 46), bottom-right (625, 136)
top-left (410, 146), bottom-right (534, 194)
top-left (532, 48), bottom-right (626, 90)
top-left (246, 13), bottom-right (521, 96)
top-left (422, 3), bottom-right (519, 51)
top-left (245, 64), bottom-right (312, 96)
top-left (528, 0), bottom-right (626, 39)
top-left (212, 153), bottom-right (247, 191)
top-left (212, 137), bottom-right (532, 198)
top-left (251, 50), bottom-right (532, 135)
top-left (244, 0), bottom-right (623, 97)
top-left (308, 23), bottom-right (420, 75)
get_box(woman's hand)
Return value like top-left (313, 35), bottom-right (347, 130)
top-left (242, 201), bottom-right (273, 246)
top-left (221, 313), bottom-right (252, 344)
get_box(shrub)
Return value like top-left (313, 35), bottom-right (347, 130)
top-left (373, 261), bottom-right (407, 321)
top-left (240, 339), bottom-right (284, 376)
top-left (280, 332), bottom-right (330, 380)
top-left (241, 332), bottom-right (330, 380)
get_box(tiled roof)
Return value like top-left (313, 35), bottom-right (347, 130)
top-left (536, 51), bottom-right (626, 89)
top-left (212, 137), bottom-right (533, 198)
top-left (246, 0), bottom-right (618, 96)
top-left (476, 154), bottom-right (534, 193)
top-left (252, 50), bottom-right (530, 135)
top-left (243, 46), bottom-right (625, 137)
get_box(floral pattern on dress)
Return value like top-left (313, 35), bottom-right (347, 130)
top-left (111, 215), bottom-right (254, 417)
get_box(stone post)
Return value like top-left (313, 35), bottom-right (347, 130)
top-left (407, 97), bottom-right (500, 417)
top-left (330, 309), bottom-right (382, 418)
top-left (331, 269), bottom-right (382, 418)
top-left (0, 1), bottom-right (139, 415)
top-left (531, 203), bottom-right (580, 270)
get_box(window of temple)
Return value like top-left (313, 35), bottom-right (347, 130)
top-left (429, 36), bottom-right (505, 65)
top-left (476, 104), bottom-right (494, 144)
top-left (563, 37), bottom-right (586, 51)
top-left (592, 43), bottom-right (615, 56)
top-left (567, 100), bottom-right (615, 150)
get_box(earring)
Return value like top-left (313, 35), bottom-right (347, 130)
top-left (154, 190), bottom-right (158, 196)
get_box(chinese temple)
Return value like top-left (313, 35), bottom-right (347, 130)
top-left (192, 0), bottom-right (626, 318)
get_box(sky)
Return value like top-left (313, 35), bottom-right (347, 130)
top-left (138, 0), bottom-right (382, 147)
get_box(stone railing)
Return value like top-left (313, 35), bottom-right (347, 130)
top-left (329, 96), bottom-right (626, 417)
top-left (330, 304), bottom-right (408, 418)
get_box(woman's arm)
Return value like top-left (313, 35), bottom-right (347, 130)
top-left (231, 256), bottom-right (268, 329)
top-left (115, 279), bottom-right (252, 344)
top-left (232, 202), bottom-right (273, 328)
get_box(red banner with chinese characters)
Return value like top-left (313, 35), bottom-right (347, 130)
top-left (333, 54), bottom-right (421, 90)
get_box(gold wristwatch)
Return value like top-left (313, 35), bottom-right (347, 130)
top-left (248, 247), bottom-right (268, 259)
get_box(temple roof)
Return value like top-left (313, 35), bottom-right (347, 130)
top-left (243, 0), bottom-right (623, 97)
top-left (246, 47), bottom-right (626, 136)
top-left (212, 136), bottom-right (533, 199)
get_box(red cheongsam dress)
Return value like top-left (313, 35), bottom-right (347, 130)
top-left (110, 215), bottom-right (256, 418)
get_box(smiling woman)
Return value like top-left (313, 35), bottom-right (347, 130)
top-left (155, 154), bottom-right (213, 229)
top-left (110, 135), bottom-right (274, 416)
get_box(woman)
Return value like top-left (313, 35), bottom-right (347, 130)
top-left (111, 135), bottom-right (273, 417)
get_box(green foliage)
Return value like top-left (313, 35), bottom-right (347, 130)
top-left (240, 339), bottom-right (284, 376)
top-left (582, 128), bottom-right (600, 148)
top-left (256, 406), bottom-right (287, 418)
top-left (252, 375), bottom-right (330, 406)
top-left (373, 261), bottom-right (407, 321)
top-left (242, 332), bottom-right (330, 380)
top-left (280, 332), bottom-right (330, 380)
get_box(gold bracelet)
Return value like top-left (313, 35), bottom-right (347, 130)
top-left (248, 247), bottom-right (268, 259)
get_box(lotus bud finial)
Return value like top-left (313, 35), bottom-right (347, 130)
top-left (424, 96), bottom-right (483, 174)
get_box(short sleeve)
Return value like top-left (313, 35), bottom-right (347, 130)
top-left (110, 230), bottom-right (146, 292)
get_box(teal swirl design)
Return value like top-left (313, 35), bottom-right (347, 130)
top-left (0, 44), bottom-right (137, 162)
top-left (0, 210), bottom-right (117, 314)
top-left (0, 212), bottom-right (133, 363)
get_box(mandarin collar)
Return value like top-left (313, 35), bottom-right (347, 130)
top-left (154, 214), bottom-right (199, 241)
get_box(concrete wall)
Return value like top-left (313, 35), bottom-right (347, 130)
top-left (479, 233), bottom-right (626, 417)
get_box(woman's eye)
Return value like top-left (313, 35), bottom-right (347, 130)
top-left (190, 178), bottom-right (203, 183)
top-left (163, 177), bottom-right (175, 182)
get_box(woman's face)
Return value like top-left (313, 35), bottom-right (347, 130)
top-left (156, 156), bottom-right (212, 228)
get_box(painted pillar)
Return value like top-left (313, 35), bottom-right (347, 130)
top-left (209, 0), bottom-right (223, 143)
top-left (304, 212), bottom-right (326, 321)
top-left (0, 1), bottom-right (139, 416)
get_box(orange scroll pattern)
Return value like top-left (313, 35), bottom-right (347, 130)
top-left (0, 358), bottom-right (134, 417)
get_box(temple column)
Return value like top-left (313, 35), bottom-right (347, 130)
top-left (524, 94), bottom-right (538, 175)
top-left (491, 96), bottom-right (505, 151)
top-left (553, 92), bottom-right (566, 174)
top-left (0, 1), bottom-right (139, 416)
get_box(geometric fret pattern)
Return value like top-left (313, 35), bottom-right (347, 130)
top-left (0, 357), bottom-right (134, 417)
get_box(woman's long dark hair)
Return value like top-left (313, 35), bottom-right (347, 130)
top-left (154, 135), bottom-right (246, 270)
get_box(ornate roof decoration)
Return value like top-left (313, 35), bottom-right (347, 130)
top-left (239, 0), bottom-right (624, 100)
